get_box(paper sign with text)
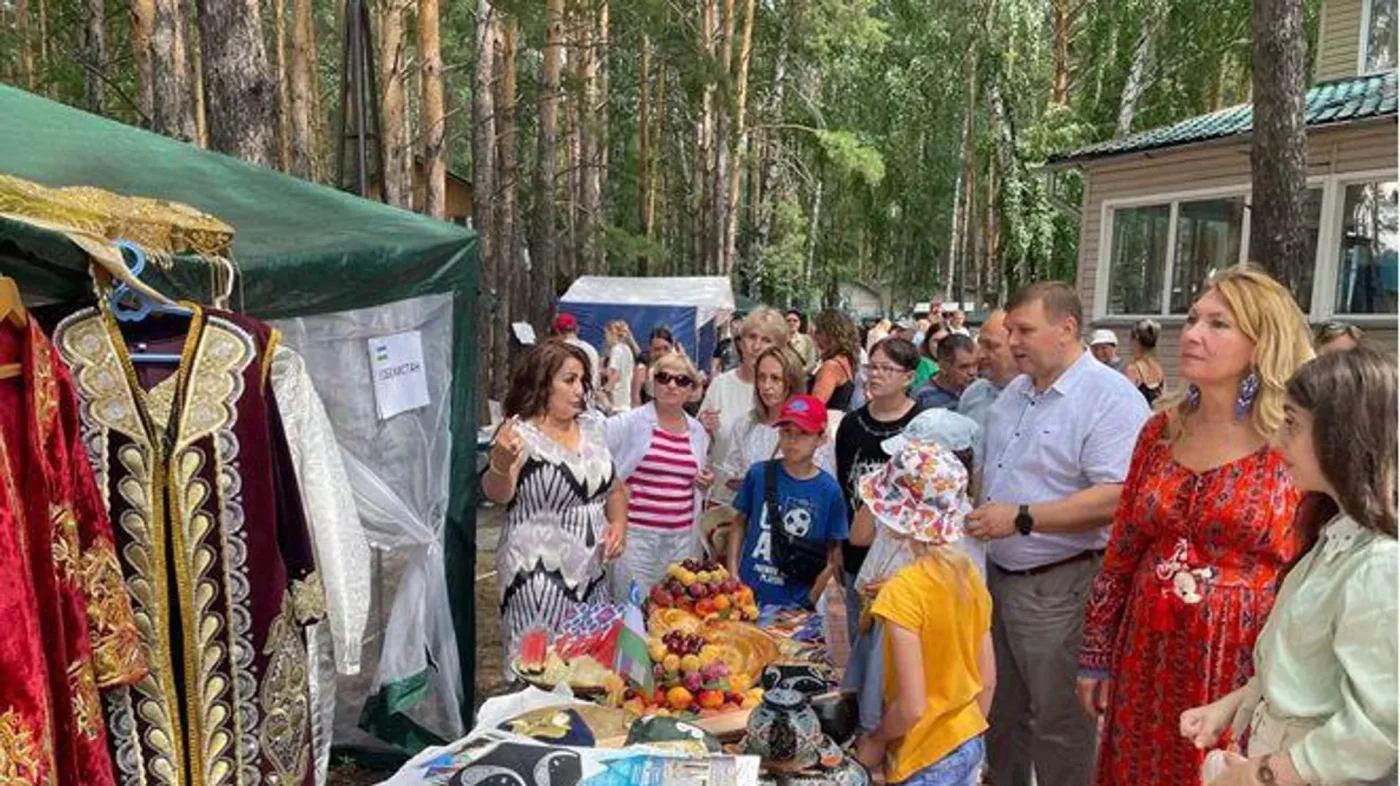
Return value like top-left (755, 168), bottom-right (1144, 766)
top-left (369, 330), bottom-right (431, 420)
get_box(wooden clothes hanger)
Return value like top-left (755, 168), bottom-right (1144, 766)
top-left (0, 275), bottom-right (28, 380)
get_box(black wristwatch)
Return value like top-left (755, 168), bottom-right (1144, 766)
top-left (1014, 504), bottom-right (1034, 536)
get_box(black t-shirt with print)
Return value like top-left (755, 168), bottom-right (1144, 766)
top-left (834, 401), bottom-right (925, 574)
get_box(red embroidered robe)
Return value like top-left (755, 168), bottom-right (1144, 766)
top-left (0, 318), bottom-right (148, 785)
top-left (54, 305), bottom-right (324, 786)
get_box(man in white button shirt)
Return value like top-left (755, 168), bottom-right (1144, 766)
top-left (965, 282), bottom-right (1150, 786)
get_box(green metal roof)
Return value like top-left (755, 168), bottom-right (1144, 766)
top-left (1047, 71), bottom-right (1397, 166)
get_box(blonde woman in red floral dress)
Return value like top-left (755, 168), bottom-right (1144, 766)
top-left (1076, 267), bottom-right (1314, 786)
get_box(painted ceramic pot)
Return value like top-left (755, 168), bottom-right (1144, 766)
top-left (744, 688), bottom-right (824, 770)
top-left (760, 663), bottom-right (830, 697)
top-left (811, 692), bottom-right (859, 745)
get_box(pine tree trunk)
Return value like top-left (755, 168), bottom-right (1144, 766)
top-left (273, 0), bottom-right (290, 169)
top-left (38, 0), bottom-right (50, 82)
top-left (131, 0), bottom-right (155, 119)
top-left (597, 0), bottom-right (610, 253)
top-left (497, 16), bottom-right (525, 339)
top-left (1250, 0), bottom-right (1309, 291)
top-left (532, 0), bottom-right (566, 326)
top-left (579, 0), bottom-right (603, 275)
top-left (1050, 0), bottom-right (1071, 104)
top-left (564, 3), bottom-right (582, 280)
top-left (17, 0), bottom-right (34, 91)
top-left (419, 0), bottom-right (446, 217)
top-left (288, 0), bottom-right (316, 175)
top-left (151, 0), bottom-right (197, 141)
top-left (196, 0), bottom-right (277, 166)
top-left (188, 3), bottom-right (208, 146)
top-left (378, 0), bottom-right (413, 208)
top-left (697, 0), bottom-right (717, 275)
top-left (711, 0), bottom-right (735, 275)
top-left (638, 35), bottom-right (651, 246)
top-left (81, 0), bottom-right (106, 113)
top-left (725, 0), bottom-right (756, 279)
top-left (474, 0), bottom-right (502, 404)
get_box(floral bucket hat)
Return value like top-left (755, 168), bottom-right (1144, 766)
top-left (857, 439), bottom-right (971, 546)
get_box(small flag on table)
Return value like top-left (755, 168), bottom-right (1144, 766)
top-left (615, 581), bottom-right (654, 695)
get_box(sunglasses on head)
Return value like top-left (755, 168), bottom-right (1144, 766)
top-left (655, 371), bottom-right (695, 388)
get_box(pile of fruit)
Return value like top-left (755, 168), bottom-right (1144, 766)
top-left (647, 559), bottom-right (759, 622)
top-left (619, 627), bottom-right (762, 717)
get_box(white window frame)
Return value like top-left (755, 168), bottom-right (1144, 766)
top-left (1094, 172), bottom-right (1398, 326)
top-left (1094, 183), bottom-right (1253, 321)
top-left (1318, 168), bottom-right (1400, 324)
top-left (1357, 0), bottom-right (1397, 75)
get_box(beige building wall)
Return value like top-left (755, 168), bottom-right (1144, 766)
top-left (1317, 0), bottom-right (1365, 82)
top-left (1074, 121), bottom-right (1398, 385)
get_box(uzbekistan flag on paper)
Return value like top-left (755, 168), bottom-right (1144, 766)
top-left (616, 581), bottom-right (654, 695)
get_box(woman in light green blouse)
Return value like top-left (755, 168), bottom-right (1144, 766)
top-left (1180, 346), bottom-right (1398, 786)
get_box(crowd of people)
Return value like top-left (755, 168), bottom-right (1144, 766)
top-left (485, 267), bottom-right (1395, 786)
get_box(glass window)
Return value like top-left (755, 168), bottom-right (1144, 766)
top-left (1335, 180), bottom-right (1399, 314)
top-left (1365, 0), bottom-right (1397, 73)
top-left (1103, 203), bottom-right (1170, 313)
top-left (1107, 204), bottom-right (1171, 314)
top-left (1169, 197), bottom-right (1245, 313)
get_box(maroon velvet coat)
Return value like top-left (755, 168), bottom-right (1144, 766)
top-left (54, 306), bottom-right (323, 786)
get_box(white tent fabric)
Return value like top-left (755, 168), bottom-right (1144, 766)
top-left (558, 276), bottom-right (736, 331)
top-left (272, 294), bottom-right (465, 751)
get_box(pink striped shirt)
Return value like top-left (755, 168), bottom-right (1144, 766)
top-left (626, 427), bottom-right (698, 530)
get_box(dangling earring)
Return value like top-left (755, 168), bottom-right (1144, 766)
top-left (1187, 384), bottom-right (1201, 410)
top-left (1235, 371), bottom-right (1260, 420)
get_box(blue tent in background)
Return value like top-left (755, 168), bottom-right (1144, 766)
top-left (558, 276), bottom-right (736, 364)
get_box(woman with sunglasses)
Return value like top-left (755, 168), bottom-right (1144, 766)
top-left (605, 350), bottom-right (715, 596)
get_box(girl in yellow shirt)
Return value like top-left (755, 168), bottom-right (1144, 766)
top-left (853, 436), bottom-right (995, 785)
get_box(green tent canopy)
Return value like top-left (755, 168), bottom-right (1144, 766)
top-left (0, 85), bottom-right (481, 752)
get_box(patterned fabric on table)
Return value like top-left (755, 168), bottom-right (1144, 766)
top-left (1079, 413), bottom-right (1304, 786)
top-left (495, 412), bottom-right (616, 675)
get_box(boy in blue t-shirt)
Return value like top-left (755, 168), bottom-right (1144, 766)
top-left (726, 394), bottom-right (850, 609)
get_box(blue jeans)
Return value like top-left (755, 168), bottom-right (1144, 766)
top-left (895, 735), bottom-right (985, 786)
top-left (842, 570), bottom-right (861, 646)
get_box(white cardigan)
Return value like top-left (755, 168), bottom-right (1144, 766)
top-left (604, 402), bottom-right (711, 523)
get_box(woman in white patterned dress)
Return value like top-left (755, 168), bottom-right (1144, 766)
top-left (484, 339), bottom-right (628, 673)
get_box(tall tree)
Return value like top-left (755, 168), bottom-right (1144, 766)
top-left (531, 0), bottom-right (566, 324)
top-left (131, 0), bottom-right (155, 119)
top-left (196, 0), bottom-right (278, 166)
top-left (1250, 0), bottom-right (1309, 291)
top-left (724, 0), bottom-right (757, 275)
top-left (151, 0), bottom-right (197, 141)
top-left (187, 3), bottom-right (208, 146)
top-left (495, 16), bottom-right (525, 342)
top-left (378, 0), bottom-right (413, 207)
top-left (273, 0), bottom-right (290, 169)
top-left (288, 0), bottom-right (317, 175)
top-left (419, 0), bottom-right (446, 217)
top-left (81, 0), bottom-right (106, 113)
top-left (474, 0), bottom-right (500, 402)
top-left (579, 0), bottom-right (604, 275)
top-left (16, 0), bottom-right (34, 91)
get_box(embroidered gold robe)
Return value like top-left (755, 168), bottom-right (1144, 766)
top-left (0, 318), bottom-right (147, 785)
top-left (54, 306), bottom-right (324, 786)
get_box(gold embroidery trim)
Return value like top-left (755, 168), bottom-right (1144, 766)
top-left (67, 662), bottom-right (102, 741)
top-left (0, 708), bottom-right (50, 786)
top-left (290, 574), bottom-right (326, 625)
top-left (82, 535), bottom-right (148, 688)
top-left (258, 597), bottom-right (310, 785)
top-left (50, 504), bottom-right (81, 585)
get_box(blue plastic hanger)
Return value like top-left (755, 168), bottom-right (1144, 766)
top-left (109, 240), bottom-right (192, 364)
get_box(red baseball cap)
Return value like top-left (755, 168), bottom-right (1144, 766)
top-left (553, 312), bottom-right (579, 333)
top-left (775, 394), bottom-right (828, 434)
